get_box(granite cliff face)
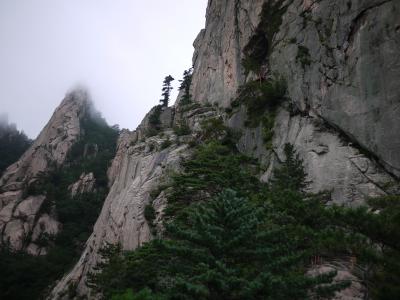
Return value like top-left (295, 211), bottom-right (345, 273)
top-left (193, 0), bottom-right (399, 202)
top-left (0, 89), bottom-right (89, 255)
top-left (49, 0), bottom-right (399, 298)
top-left (49, 104), bottom-right (219, 299)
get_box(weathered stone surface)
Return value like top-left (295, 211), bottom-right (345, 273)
top-left (69, 172), bottom-right (96, 197)
top-left (31, 214), bottom-right (61, 241)
top-left (3, 219), bottom-right (26, 250)
top-left (13, 195), bottom-right (45, 219)
top-left (0, 89), bottom-right (88, 251)
top-left (191, 0), bottom-right (264, 107)
top-left (308, 263), bottom-right (366, 300)
top-left (49, 128), bottom-right (190, 299)
top-left (0, 89), bottom-right (87, 188)
top-left (269, 108), bottom-right (394, 206)
top-left (270, 0), bottom-right (400, 177)
top-left (49, 99), bottom-right (217, 298)
top-left (27, 214), bottom-right (61, 256)
top-left (191, 0), bottom-right (400, 178)
top-left (0, 190), bottom-right (22, 210)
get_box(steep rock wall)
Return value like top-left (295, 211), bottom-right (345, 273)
top-left (192, 0), bottom-right (400, 204)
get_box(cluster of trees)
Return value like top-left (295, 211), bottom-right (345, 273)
top-left (89, 118), bottom-right (400, 299)
top-left (0, 112), bottom-right (119, 300)
top-left (158, 68), bottom-right (193, 108)
top-left (0, 124), bottom-right (31, 176)
top-left (147, 69), bottom-right (193, 137)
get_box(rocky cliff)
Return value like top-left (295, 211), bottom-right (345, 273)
top-left (193, 0), bottom-right (400, 204)
top-left (0, 89), bottom-right (89, 255)
top-left (49, 0), bottom-right (400, 298)
top-left (49, 104), bottom-right (219, 298)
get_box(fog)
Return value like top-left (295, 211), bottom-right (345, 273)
top-left (0, 1), bottom-right (207, 138)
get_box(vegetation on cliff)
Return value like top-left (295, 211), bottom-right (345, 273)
top-left (178, 68), bottom-right (193, 105)
top-left (0, 124), bottom-right (31, 176)
top-left (89, 117), bottom-right (400, 300)
top-left (160, 75), bottom-right (175, 107)
top-left (0, 111), bottom-right (118, 300)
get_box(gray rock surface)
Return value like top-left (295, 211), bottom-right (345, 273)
top-left (69, 172), bottom-right (96, 197)
top-left (191, 0), bottom-right (264, 107)
top-left (49, 101), bottom-right (218, 298)
top-left (49, 125), bottom-right (191, 299)
top-left (308, 261), bottom-right (366, 300)
top-left (0, 89), bottom-right (88, 252)
top-left (192, 0), bottom-right (400, 178)
top-left (194, 0), bottom-right (400, 195)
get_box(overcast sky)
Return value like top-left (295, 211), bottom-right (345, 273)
top-left (0, 1), bottom-right (207, 138)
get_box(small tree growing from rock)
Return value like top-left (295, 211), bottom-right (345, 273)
top-left (160, 75), bottom-right (174, 107)
top-left (178, 68), bottom-right (193, 105)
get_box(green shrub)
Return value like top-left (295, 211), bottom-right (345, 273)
top-left (0, 127), bottom-right (31, 176)
top-left (237, 77), bottom-right (286, 128)
top-left (179, 102), bottom-right (201, 113)
top-left (148, 105), bottom-right (162, 130)
top-left (241, 0), bottom-right (288, 74)
top-left (144, 203), bottom-right (156, 227)
top-left (224, 107), bottom-right (233, 114)
top-left (112, 288), bottom-right (165, 300)
top-left (160, 139), bottom-right (172, 150)
top-left (296, 45), bottom-right (311, 67)
top-left (261, 112), bottom-right (276, 149)
top-left (164, 140), bottom-right (260, 218)
top-left (178, 68), bottom-right (193, 106)
top-left (173, 123), bottom-right (191, 136)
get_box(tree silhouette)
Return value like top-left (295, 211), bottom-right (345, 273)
top-left (160, 75), bottom-right (174, 107)
top-left (178, 68), bottom-right (193, 105)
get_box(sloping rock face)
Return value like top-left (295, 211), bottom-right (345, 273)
top-left (0, 89), bottom-right (89, 253)
top-left (69, 172), bottom-right (96, 198)
top-left (49, 107), bottom-right (219, 299)
top-left (194, 0), bottom-right (400, 202)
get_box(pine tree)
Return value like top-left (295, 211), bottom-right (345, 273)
top-left (162, 189), bottom-right (342, 300)
top-left (160, 75), bottom-right (174, 107)
top-left (271, 143), bottom-right (307, 192)
top-left (178, 68), bottom-right (192, 105)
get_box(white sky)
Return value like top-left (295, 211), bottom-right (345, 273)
top-left (0, 0), bottom-right (208, 138)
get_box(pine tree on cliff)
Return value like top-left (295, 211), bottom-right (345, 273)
top-left (161, 189), bottom-right (344, 300)
top-left (178, 68), bottom-right (193, 105)
top-left (95, 190), bottom-right (345, 300)
top-left (160, 75), bottom-right (174, 107)
top-left (270, 143), bottom-right (307, 192)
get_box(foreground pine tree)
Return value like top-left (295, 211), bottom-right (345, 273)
top-left (92, 189), bottom-right (344, 300)
top-left (161, 189), bottom-right (342, 300)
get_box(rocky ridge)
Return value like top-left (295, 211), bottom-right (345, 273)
top-left (0, 89), bottom-right (89, 254)
top-left (49, 104), bottom-right (218, 299)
